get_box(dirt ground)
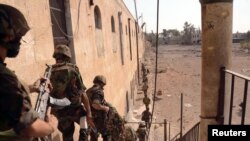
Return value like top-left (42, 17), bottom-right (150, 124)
top-left (133, 43), bottom-right (250, 140)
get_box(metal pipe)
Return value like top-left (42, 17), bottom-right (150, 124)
top-left (125, 121), bottom-right (167, 124)
top-left (229, 75), bottom-right (235, 124)
top-left (133, 0), bottom-right (140, 84)
top-left (241, 80), bottom-right (248, 125)
top-left (169, 122), bottom-right (170, 141)
top-left (164, 119), bottom-right (167, 141)
top-left (149, 0), bottom-right (160, 136)
top-left (225, 69), bottom-right (250, 80)
top-left (180, 93), bottom-right (183, 139)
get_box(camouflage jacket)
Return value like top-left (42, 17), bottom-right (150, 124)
top-left (86, 84), bottom-right (108, 135)
top-left (86, 86), bottom-right (124, 139)
top-left (123, 125), bottom-right (137, 141)
top-left (86, 84), bottom-right (106, 117)
top-left (49, 62), bottom-right (86, 106)
top-left (0, 61), bottom-right (38, 140)
top-left (105, 103), bottom-right (124, 140)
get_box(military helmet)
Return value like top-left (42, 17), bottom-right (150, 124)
top-left (53, 44), bottom-right (72, 58)
top-left (93, 75), bottom-right (106, 85)
top-left (0, 4), bottom-right (30, 38)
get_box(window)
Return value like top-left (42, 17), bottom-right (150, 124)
top-left (111, 16), bottom-right (115, 32)
top-left (49, 0), bottom-right (68, 45)
top-left (89, 0), bottom-right (94, 6)
top-left (126, 25), bottom-right (127, 35)
top-left (94, 6), bottom-right (102, 29)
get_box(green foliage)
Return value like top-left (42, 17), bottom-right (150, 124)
top-left (246, 30), bottom-right (250, 40)
top-left (162, 29), bottom-right (180, 37)
top-left (182, 21), bottom-right (195, 45)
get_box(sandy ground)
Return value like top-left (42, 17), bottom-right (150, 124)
top-left (132, 43), bottom-right (250, 141)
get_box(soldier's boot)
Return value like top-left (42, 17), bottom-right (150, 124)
top-left (79, 129), bottom-right (88, 141)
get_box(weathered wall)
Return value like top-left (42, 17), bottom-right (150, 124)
top-left (0, 0), bottom-right (145, 116)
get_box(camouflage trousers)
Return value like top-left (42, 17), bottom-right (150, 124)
top-left (89, 116), bottom-right (112, 141)
top-left (52, 105), bottom-right (87, 141)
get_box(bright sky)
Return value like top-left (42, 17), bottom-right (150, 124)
top-left (123, 0), bottom-right (250, 33)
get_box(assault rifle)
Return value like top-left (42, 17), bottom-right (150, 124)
top-left (33, 64), bottom-right (53, 141)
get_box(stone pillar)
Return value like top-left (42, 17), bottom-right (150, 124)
top-left (199, 0), bottom-right (233, 141)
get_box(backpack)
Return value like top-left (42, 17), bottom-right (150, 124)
top-left (49, 62), bottom-right (85, 105)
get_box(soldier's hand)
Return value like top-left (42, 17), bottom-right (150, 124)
top-left (29, 77), bottom-right (53, 93)
top-left (46, 107), bottom-right (58, 131)
top-left (29, 78), bottom-right (42, 93)
top-left (104, 106), bottom-right (110, 113)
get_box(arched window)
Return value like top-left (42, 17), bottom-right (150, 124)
top-left (111, 16), bottom-right (115, 33)
top-left (94, 6), bottom-right (102, 29)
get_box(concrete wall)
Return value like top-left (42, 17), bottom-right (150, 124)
top-left (1, 0), bottom-right (145, 116)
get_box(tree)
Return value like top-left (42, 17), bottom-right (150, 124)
top-left (182, 21), bottom-right (195, 44)
top-left (162, 29), bottom-right (168, 37)
top-left (161, 29), bottom-right (180, 38)
top-left (168, 29), bottom-right (180, 37)
top-left (246, 30), bottom-right (250, 40)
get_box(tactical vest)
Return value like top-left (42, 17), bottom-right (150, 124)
top-left (50, 62), bottom-right (83, 106)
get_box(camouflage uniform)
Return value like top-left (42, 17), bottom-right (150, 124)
top-left (0, 61), bottom-right (39, 141)
top-left (136, 123), bottom-right (147, 141)
top-left (105, 103), bottom-right (124, 141)
top-left (0, 4), bottom-right (38, 141)
top-left (86, 84), bottom-right (112, 141)
top-left (141, 108), bottom-right (152, 129)
top-left (142, 83), bottom-right (149, 96)
top-left (50, 45), bottom-right (88, 141)
top-left (123, 125), bottom-right (137, 141)
top-left (141, 63), bottom-right (149, 84)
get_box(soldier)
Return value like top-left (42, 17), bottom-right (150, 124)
top-left (105, 103), bottom-right (125, 141)
top-left (86, 75), bottom-right (112, 141)
top-left (141, 107), bottom-right (152, 129)
top-left (49, 44), bottom-right (94, 141)
top-left (141, 62), bottom-right (149, 84)
top-left (142, 75), bottom-right (148, 85)
top-left (141, 62), bottom-right (146, 76)
top-left (0, 4), bottom-right (58, 140)
top-left (136, 122), bottom-right (147, 141)
top-left (142, 82), bottom-right (149, 96)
